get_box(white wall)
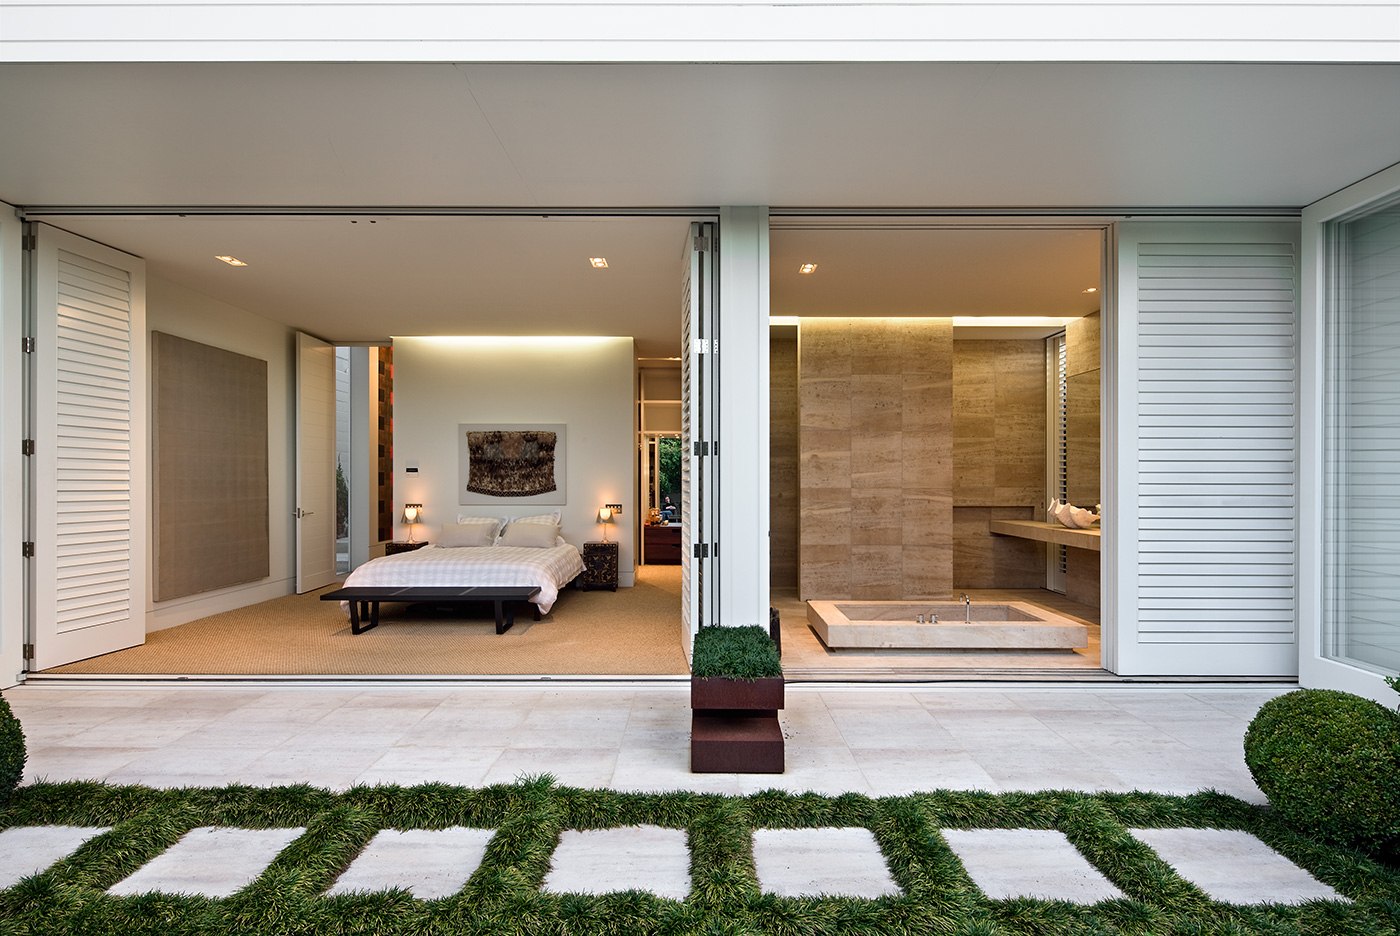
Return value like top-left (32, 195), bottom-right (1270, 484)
top-left (144, 276), bottom-right (298, 631)
top-left (393, 336), bottom-right (637, 585)
top-left (0, 205), bottom-right (23, 685)
top-left (2, 3), bottom-right (1395, 63)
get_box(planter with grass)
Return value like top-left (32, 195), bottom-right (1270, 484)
top-left (690, 622), bottom-right (784, 773)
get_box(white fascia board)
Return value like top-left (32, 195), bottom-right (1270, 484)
top-left (2, 3), bottom-right (1398, 64)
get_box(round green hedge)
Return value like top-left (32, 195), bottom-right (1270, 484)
top-left (1244, 688), bottom-right (1400, 856)
top-left (0, 690), bottom-right (25, 803)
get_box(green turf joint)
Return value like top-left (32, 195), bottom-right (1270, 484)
top-left (690, 624), bottom-right (782, 681)
top-left (0, 690), bottom-right (25, 804)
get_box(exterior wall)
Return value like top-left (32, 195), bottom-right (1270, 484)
top-left (145, 276), bottom-right (298, 633)
top-left (4, 3), bottom-right (1396, 63)
top-left (392, 336), bottom-right (637, 584)
top-left (798, 317), bottom-right (953, 600)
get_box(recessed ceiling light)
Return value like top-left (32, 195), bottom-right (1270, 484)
top-left (215, 256), bottom-right (247, 266)
top-left (589, 257), bottom-right (609, 268)
top-left (1082, 287), bottom-right (1098, 293)
top-left (799, 263), bottom-right (818, 274)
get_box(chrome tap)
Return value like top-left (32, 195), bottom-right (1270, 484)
top-left (960, 593), bottom-right (971, 624)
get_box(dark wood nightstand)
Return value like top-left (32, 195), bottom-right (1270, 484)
top-left (385, 541), bottom-right (430, 556)
top-left (581, 541), bottom-right (619, 591)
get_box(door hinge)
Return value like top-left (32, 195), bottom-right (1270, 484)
top-left (693, 542), bottom-right (709, 559)
top-left (22, 644), bottom-right (34, 661)
top-left (693, 235), bottom-right (710, 252)
top-left (22, 233), bottom-right (36, 252)
top-left (22, 336), bottom-right (35, 354)
top-left (21, 542), bottom-right (34, 558)
top-left (693, 440), bottom-right (709, 456)
top-left (693, 337), bottom-right (709, 356)
top-left (21, 439), bottom-right (34, 456)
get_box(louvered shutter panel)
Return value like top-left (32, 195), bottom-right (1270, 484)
top-left (31, 226), bottom-right (147, 670)
top-left (1115, 221), bottom-right (1299, 676)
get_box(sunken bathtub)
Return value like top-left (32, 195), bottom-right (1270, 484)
top-left (805, 601), bottom-right (1088, 650)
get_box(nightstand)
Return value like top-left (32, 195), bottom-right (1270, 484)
top-left (385, 541), bottom-right (429, 556)
top-left (581, 541), bottom-right (619, 591)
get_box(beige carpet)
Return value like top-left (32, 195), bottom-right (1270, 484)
top-left (44, 566), bottom-right (688, 676)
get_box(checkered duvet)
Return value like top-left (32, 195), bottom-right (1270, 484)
top-left (339, 544), bottom-right (587, 614)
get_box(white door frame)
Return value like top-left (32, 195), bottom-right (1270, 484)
top-left (1299, 160), bottom-right (1400, 702)
top-left (295, 331), bottom-right (338, 593)
top-left (0, 207), bottom-right (24, 686)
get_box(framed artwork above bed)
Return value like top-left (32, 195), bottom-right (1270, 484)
top-left (459, 423), bottom-right (566, 506)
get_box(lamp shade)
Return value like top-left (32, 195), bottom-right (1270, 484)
top-left (403, 503), bottom-right (422, 524)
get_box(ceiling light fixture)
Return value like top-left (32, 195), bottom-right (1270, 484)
top-left (1082, 287), bottom-right (1098, 293)
top-left (214, 256), bottom-right (247, 266)
top-left (799, 263), bottom-right (818, 274)
top-left (589, 257), bottom-right (609, 268)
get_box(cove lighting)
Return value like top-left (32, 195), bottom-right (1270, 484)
top-left (769, 316), bottom-right (800, 326)
top-left (799, 263), bottom-right (818, 274)
top-left (589, 257), bottom-right (609, 268)
top-left (215, 255), bottom-right (247, 266)
top-left (953, 317), bottom-right (1078, 328)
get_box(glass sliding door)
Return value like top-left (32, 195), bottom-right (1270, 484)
top-left (1324, 192), bottom-right (1400, 677)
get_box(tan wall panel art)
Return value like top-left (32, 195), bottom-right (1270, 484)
top-left (153, 331), bottom-right (270, 601)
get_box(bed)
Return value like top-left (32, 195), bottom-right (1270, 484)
top-left (339, 543), bottom-right (585, 617)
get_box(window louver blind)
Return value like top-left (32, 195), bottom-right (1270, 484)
top-left (53, 249), bottom-right (134, 634)
top-left (1052, 333), bottom-right (1069, 582)
top-left (1135, 239), bottom-right (1298, 645)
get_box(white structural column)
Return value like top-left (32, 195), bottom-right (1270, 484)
top-left (0, 206), bottom-right (23, 686)
top-left (717, 207), bottom-right (771, 629)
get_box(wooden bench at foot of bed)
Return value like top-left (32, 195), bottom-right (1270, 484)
top-left (320, 586), bottom-right (542, 635)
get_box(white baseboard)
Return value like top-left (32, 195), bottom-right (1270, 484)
top-left (146, 576), bottom-right (296, 632)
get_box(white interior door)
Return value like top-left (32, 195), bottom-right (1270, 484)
top-left (29, 224), bottom-right (147, 670)
top-left (1111, 219), bottom-right (1301, 676)
top-left (296, 331), bottom-right (337, 593)
top-left (681, 221), bottom-right (718, 659)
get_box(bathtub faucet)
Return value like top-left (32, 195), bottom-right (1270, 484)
top-left (959, 593), bottom-right (971, 624)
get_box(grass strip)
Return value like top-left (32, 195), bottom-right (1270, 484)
top-left (1, 779), bottom-right (1397, 936)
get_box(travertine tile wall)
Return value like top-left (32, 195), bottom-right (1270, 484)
top-left (797, 318), bottom-right (953, 600)
top-left (769, 326), bottom-right (800, 590)
top-left (1064, 310), bottom-right (1102, 608)
top-left (951, 340), bottom-right (1047, 588)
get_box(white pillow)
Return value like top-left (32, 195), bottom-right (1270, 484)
top-left (512, 511), bottom-right (562, 525)
top-left (456, 515), bottom-right (505, 533)
top-left (499, 522), bottom-right (561, 548)
top-left (437, 522), bottom-right (498, 548)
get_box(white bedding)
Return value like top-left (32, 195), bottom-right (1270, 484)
top-left (339, 544), bottom-right (586, 614)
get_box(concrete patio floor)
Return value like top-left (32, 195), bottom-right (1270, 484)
top-left (6, 683), bottom-right (1288, 802)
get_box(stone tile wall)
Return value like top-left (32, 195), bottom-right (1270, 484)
top-left (770, 326), bottom-right (800, 589)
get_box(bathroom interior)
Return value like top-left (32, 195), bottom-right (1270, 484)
top-left (767, 225), bottom-right (1104, 679)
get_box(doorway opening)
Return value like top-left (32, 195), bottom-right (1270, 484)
top-left (767, 220), bottom-right (1106, 679)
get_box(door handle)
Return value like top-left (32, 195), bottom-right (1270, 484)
top-left (293, 508), bottom-right (316, 519)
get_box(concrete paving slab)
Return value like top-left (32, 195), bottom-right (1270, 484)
top-left (0, 826), bottom-right (111, 888)
top-left (542, 825), bottom-right (690, 900)
top-left (1129, 828), bottom-right (1348, 904)
top-left (328, 827), bottom-right (496, 899)
top-left (941, 828), bottom-right (1124, 903)
top-left (107, 826), bottom-right (306, 898)
top-left (752, 827), bottom-right (901, 898)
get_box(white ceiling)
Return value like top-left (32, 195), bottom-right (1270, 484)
top-left (5, 62), bottom-right (1395, 352)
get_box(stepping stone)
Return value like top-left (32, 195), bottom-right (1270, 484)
top-left (1129, 828), bottom-right (1348, 904)
top-left (0, 826), bottom-right (111, 888)
top-left (941, 829), bottom-right (1124, 903)
top-left (542, 825), bottom-right (690, 901)
top-left (328, 827), bottom-right (496, 899)
top-left (752, 827), bottom-right (902, 898)
top-left (108, 826), bottom-right (306, 898)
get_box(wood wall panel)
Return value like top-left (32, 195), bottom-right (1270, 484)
top-left (152, 331), bottom-right (269, 601)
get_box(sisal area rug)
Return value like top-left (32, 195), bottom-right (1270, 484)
top-left (41, 566), bottom-right (687, 676)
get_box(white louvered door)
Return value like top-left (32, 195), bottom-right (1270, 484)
top-left (1113, 221), bottom-right (1301, 676)
top-left (680, 221), bottom-right (718, 661)
top-left (30, 225), bottom-right (147, 671)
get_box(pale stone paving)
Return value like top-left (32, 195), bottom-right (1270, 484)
top-left (542, 825), bottom-right (692, 900)
top-left (1128, 828), bottom-right (1346, 904)
top-left (940, 829), bottom-right (1126, 903)
top-left (328, 827), bottom-right (497, 899)
top-left (0, 826), bottom-right (111, 889)
top-left (107, 826), bottom-right (307, 898)
top-left (751, 827), bottom-right (902, 898)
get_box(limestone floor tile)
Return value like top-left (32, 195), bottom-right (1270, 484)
top-left (353, 746), bottom-right (504, 787)
top-left (852, 749), bottom-right (998, 796)
top-left (1130, 828), bottom-right (1346, 904)
top-left (941, 829), bottom-right (1124, 903)
top-left (752, 827), bottom-right (901, 898)
top-left (0, 826), bottom-right (111, 888)
top-left (23, 745), bottom-right (146, 784)
top-left (608, 746), bottom-right (692, 791)
top-left (480, 748), bottom-right (619, 788)
top-left (108, 826), bottom-right (306, 898)
top-left (328, 827), bottom-right (496, 899)
top-left (543, 826), bottom-right (690, 900)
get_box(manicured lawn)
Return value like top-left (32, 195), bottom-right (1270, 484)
top-left (2, 777), bottom-right (1397, 935)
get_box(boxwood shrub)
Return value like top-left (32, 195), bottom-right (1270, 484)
top-left (1244, 688), bottom-right (1400, 857)
top-left (691, 625), bottom-right (782, 681)
top-left (0, 690), bottom-right (25, 804)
